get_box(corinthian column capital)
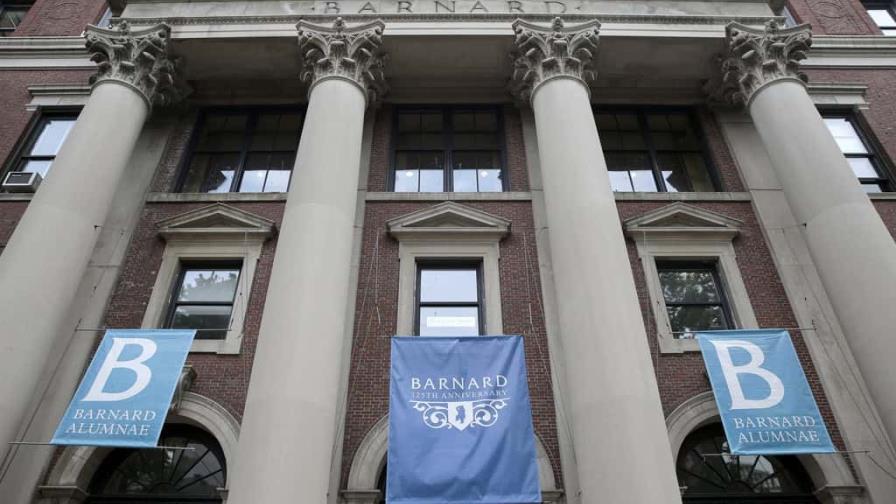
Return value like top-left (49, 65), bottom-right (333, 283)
top-left (85, 22), bottom-right (187, 109)
top-left (297, 17), bottom-right (388, 104)
top-left (509, 17), bottom-right (600, 103)
top-left (716, 20), bottom-right (812, 107)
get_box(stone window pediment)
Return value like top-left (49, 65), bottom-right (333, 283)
top-left (624, 203), bottom-right (755, 354)
top-left (157, 203), bottom-right (276, 242)
top-left (386, 201), bottom-right (510, 241)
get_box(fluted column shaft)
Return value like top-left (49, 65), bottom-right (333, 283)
top-left (0, 23), bottom-right (181, 465)
top-left (721, 21), bottom-right (896, 458)
top-left (511, 18), bottom-right (682, 503)
top-left (226, 18), bottom-right (386, 503)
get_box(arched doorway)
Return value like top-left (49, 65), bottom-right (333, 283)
top-left (677, 424), bottom-right (819, 503)
top-left (86, 424), bottom-right (226, 503)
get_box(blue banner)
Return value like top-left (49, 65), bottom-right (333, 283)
top-left (51, 329), bottom-right (196, 448)
top-left (387, 336), bottom-right (541, 503)
top-left (697, 330), bottom-right (835, 455)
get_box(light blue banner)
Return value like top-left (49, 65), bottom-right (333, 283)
top-left (697, 329), bottom-right (835, 455)
top-left (51, 329), bottom-right (196, 448)
top-left (387, 335), bottom-right (541, 503)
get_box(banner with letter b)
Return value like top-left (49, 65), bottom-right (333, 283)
top-left (52, 329), bottom-right (195, 448)
top-left (387, 335), bottom-right (541, 503)
top-left (697, 329), bottom-right (835, 455)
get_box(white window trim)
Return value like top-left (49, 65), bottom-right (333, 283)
top-left (625, 203), bottom-right (758, 354)
top-left (387, 202), bottom-right (510, 336)
top-left (141, 203), bottom-right (274, 354)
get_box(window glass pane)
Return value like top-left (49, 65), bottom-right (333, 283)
top-left (605, 151), bottom-right (650, 172)
top-left (863, 182), bottom-right (885, 193)
top-left (666, 305), bottom-right (727, 333)
top-left (868, 8), bottom-right (896, 27)
top-left (848, 157), bottom-right (880, 178)
top-left (197, 114), bottom-right (248, 152)
top-left (608, 170), bottom-right (635, 192)
top-left (202, 154), bottom-right (240, 193)
top-left (419, 169), bottom-right (444, 192)
top-left (658, 269), bottom-right (721, 304)
top-left (656, 152), bottom-right (715, 192)
top-left (171, 305), bottom-right (232, 339)
top-left (824, 118), bottom-right (868, 154)
top-left (239, 170), bottom-right (266, 193)
top-left (264, 169), bottom-right (291, 192)
top-left (630, 170), bottom-right (658, 192)
top-left (29, 118), bottom-right (76, 156)
top-left (0, 7), bottom-right (28, 30)
top-left (453, 133), bottom-right (499, 149)
top-left (453, 169), bottom-right (477, 192)
top-left (477, 169), bottom-right (503, 192)
top-left (420, 268), bottom-right (478, 302)
top-left (419, 306), bottom-right (480, 336)
top-left (19, 160), bottom-right (52, 178)
top-left (178, 269), bottom-right (240, 302)
top-left (648, 114), bottom-right (699, 150)
top-left (395, 169), bottom-right (419, 192)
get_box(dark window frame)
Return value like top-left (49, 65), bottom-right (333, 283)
top-left (0, 0), bottom-right (33, 36)
top-left (176, 106), bottom-right (305, 193)
top-left (863, 0), bottom-right (896, 35)
top-left (2, 109), bottom-right (79, 182)
top-left (592, 105), bottom-right (722, 192)
top-left (821, 109), bottom-right (893, 192)
top-left (163, 259), bottom-right (243, 340)
top-left (656, 259), bottom-right (734, 335)
top-left (389, 104), bottom-right (508, 193)
top-left (414, 259), bottom-right (485, 336)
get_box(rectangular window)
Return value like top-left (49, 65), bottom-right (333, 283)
top-left (9, 113), bottom-right (78, 179)
top-left (166, 261), bottom-right (242, 340)
top-left (594, 108), bottom-right (717, 193)
top-left (823, 113), bottom-right (891, 192)
top-left (656, 260), bottom-right (732, 336)
top-left (863, 1), bottom-right (896, 35)
top-left (0, 1), bottom-right (32, 36)
top-left (179, 108), bottom-right (303, 193)
top-left (416, 262), bottom-right (483, 336)
top-left (393, 106), bottom-right (504, 193)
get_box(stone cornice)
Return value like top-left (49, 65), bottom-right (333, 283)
top-left (85, 22), bottom-right (188, 108)
top-left (509, 17), bottom-right (600, 103)
top-left (714, 20), bottom-right (812, 107)
top-left (297, 17), bottom-right (388, 104)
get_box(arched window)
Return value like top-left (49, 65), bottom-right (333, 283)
top-left (87, 424), bottom-right (225, 503)
top-left (677, 424), bottom-right (818, 503)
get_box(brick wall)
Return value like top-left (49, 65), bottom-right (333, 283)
top-left (102, 201), bottom-right (285, 421)
top-left (617, 201), bottom-right (847, 453)
top-left (786, 0), bottom-right (881, 35)
top-left (13, 0), bottom-right (106, 37)
top-left (339, 200), bottom-right (563, 488)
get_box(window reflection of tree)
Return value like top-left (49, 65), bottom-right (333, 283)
top-left (677, 424), bottom-right (818, 503)
top-left (657, 263), bottom-right (731, 335)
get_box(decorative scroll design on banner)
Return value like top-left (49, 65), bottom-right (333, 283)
top-left (297, 16), bottom-right (388, 104)
top-left (85, 21), bottom-right (187, 108)
top-left (509, 17), bottom-right (600, 103)
top-left (714, 20), bottom-right (813, 107)
top-left (411, 399), bottom-right (509, 431)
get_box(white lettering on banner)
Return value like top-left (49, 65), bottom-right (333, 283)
top-left (83, 337), bottom-right (157, 402)
top-left (710, 339), bottom-right (785, 410)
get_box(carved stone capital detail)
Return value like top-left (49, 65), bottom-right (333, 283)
top-left (85, 21), bottom-right (187, 108)
top-left (509, 17), bottom-right (600, 103)
top-left (297, 17), bottom-right (388, 104)
top-left (716, 20), bottom-right (812, 107)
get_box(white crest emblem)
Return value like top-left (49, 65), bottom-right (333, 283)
top-left (410, 399), bottom-right (508, 431)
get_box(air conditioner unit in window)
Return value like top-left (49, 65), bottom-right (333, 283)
top-left (2, 171), bottom-right (42, 193)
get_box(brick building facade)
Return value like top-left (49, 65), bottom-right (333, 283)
top-left (0, 0), bottom-right (895, 503)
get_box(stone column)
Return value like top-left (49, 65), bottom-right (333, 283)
top-left (510, 18), bottom-right (682, 503)
top-left (226, 18), bottom-right (386, 504)
top-left (0, 22), bottom-right (183, 463)
top-left (718, 21), bottom-right (896, 457)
